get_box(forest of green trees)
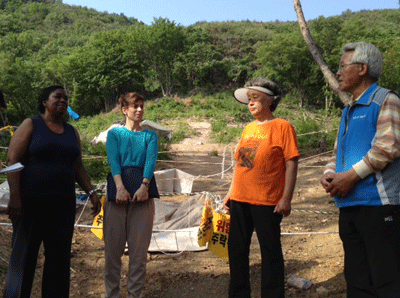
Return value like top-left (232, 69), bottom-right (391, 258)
top-left (1, 0), bottom-right (400, 123)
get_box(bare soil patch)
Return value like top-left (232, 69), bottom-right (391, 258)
top-left (0, 120), bottom-right (345, 297)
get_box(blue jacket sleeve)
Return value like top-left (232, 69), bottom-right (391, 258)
top-left (106, 129), bottom-right (122, 177)
top-left (143, 130), bottom-right (158, 180)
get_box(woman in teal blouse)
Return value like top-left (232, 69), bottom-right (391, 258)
top-left (104, 92), bottom-right (158, 298)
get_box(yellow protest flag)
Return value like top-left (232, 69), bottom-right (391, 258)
top-left (208, 211), bottom-right (230, 261)
top-left (197, 194), bottom-right (230, 261)
top-left (197, 196), bottom-right (214, 246)
top-left (91, 195), bottom-right (106, 241)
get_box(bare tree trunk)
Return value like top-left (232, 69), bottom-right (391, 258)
top-left (160, 83), bottom-right (166, 97)
top-left (293, 0), bottom-right (350, 105)
top-left (325, 95), bottom-right (329, 111)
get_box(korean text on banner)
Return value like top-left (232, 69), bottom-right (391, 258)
top-left (208, 211), bottom-right (230, 261)
top-left (197, 197), bottom-right (213, 246)
top-left (91, 195), bottom-right (106, 240)
top-left (197, 195), bottom-right (230, 261)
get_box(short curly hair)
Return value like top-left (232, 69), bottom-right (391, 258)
top-left (119, 92), bottom-right (145, 111)
top-left (37, 85), bottom-right (65, 114)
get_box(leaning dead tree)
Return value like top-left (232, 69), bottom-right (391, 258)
top-left (293, 0), bottom-right (350, 105)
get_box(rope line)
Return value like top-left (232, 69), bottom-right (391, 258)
top-left (0, 208), bottom-right (338, 226)
top-left (298, 150), bottom-right (334, 163)
top-left (74, 196), bottom-right (90, 225)
top-left (296, 128), bottom-right (336, 137)
top-left (0, 222), bottom-right (339, 236)
top-left (0, 143), bottom-right (332, 177)
top-left (0, 128), bottom-right (340, 254)
top-left (292, 209), bottom-right (338, 215)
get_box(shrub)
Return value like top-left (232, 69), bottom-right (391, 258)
top-left (81, 143), bottom-right (109, 184)
top-left (211, 119), bottom-right (242, 144)
top-left (171, 121), bottom-right (198, 143)
top-left (292, 115), bottom-right (338, 157)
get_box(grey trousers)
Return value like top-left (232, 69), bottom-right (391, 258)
top-left (104, 199), bottom-right (154, 298)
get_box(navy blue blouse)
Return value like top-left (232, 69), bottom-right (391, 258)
top-left (20, 116), bottom-right (80, 200)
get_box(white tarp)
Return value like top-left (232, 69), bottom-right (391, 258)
top-left (149, 192), bottom-right (212, 252)
top-left (154, 169), bottom-right (194, 194)
top-left (0, 181), bottom-right (9, 210)
top-left (0, 164), bottom-right (24, 210)
top-left (153, 194), bottom-right (205, 230)
top-left (149, 227), bottom-right (204, 252)
top-left (91, 120), bottom-right (172, 144)
top-left (141, 120), bottom-right (173, 139)
top-left (90, 123), bottom-right (122, 144)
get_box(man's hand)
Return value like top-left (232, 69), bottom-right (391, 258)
top-left (325, 168), bottom-right (361, 198)
top-left (320, 172), bottom-right (334, 191)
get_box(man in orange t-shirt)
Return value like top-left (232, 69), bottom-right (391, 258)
top-left (223, 78), bottom-right (299, 298)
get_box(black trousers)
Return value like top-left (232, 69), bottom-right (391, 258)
top-left (228, 200), bottom-right (284, 298)
top-left (3, 195), bottom-right (76, 298)
top-left (339, 205), bottom-right (400, 298)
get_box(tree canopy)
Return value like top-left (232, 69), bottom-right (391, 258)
top-left (1, 1), bottom-right (400, 123)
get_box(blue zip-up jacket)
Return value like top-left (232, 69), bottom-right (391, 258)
top-left (335, 82), bottom-right (400, 207)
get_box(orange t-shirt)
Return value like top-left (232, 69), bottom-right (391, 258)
top-left (231, 118), bottom-right (300, 206)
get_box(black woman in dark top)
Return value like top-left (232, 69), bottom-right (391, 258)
top-left (3, 85), bottom-right (101, 298)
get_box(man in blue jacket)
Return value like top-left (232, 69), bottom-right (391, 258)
top-left (321, 42), bottom-right (400, 297)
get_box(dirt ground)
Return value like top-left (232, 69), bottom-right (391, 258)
top-left (0, 121), bottom-right (346, 297)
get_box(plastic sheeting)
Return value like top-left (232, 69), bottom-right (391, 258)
top-left (154, 169), bottom-right (194, 194)
top-left (153, 194), bottom-right (205, 230)
top-left (149, 192), bottom-right (213, 252)
top-left (0, 181), bottom-right (9, 210)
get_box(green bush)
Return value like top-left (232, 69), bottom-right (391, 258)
top-left (211, 119), bottom-right (243, 144)
top-left (0, 129), bottom-right (13, 182)
top-left (145, 98), bottom-right (188, 121)
top-left (292, 115), bottom-right (338, 157)
top-left (73, 113), bottom-right (122, 142)
top-left (158, 136), bottom-right (172, 161)
top-left (145, 91), bottom-right (250, 121)
top-left (171, 121), bottom-right (198, 143)
top-left (81, 143), bottom-right (109, 184)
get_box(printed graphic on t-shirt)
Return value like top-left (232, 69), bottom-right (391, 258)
top-left (238, 141), bottom-right (260, 168)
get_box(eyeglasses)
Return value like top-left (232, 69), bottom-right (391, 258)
top-left (337, 62), bottom-right (361, 72)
